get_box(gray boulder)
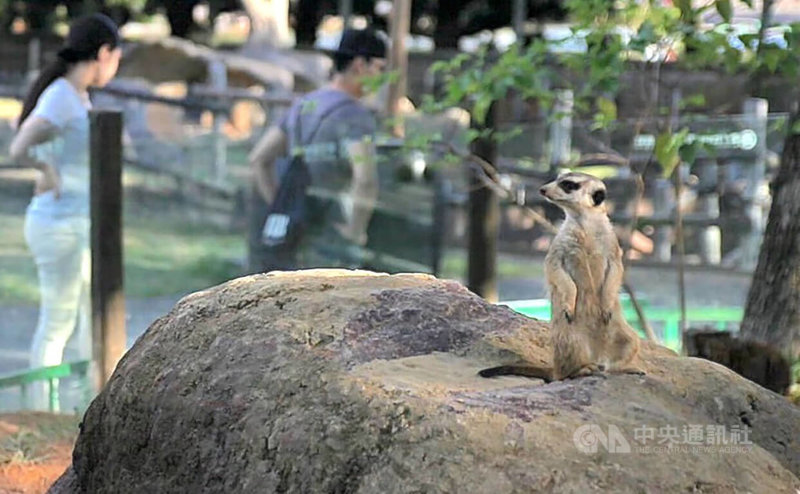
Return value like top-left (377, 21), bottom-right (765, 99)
top-left (51, 270), bottom-right (800, 493)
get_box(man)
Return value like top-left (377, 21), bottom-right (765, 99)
top-left (248, 28), bottom-right (386, 272)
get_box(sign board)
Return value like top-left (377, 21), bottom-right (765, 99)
top-left (622, 116), bottom-right (765, 162)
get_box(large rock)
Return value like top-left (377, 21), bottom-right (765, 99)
top-left (51, 270), bottom-right (800, 493)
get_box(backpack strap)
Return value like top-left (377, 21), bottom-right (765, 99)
top-left (290, 96), bottom-right (358, 155)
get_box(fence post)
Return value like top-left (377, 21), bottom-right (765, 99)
top-left (697, 159), bottom-right (721, 265)
top-left (549, 89), bottom-right (573, 171)
top-left (26, 37), bottom-right (41, 86)
top-left (90, 110), bottom-right (126, 392)
top-left (209, 60), bottom-right (228, 185)
top-left (339, 0), bottom-right (353, 28)
top-left (512, 0), bottom-right (528, 41)
top-left (652, 178), bottom-right (673, 262)
top-left (741, 97), bottom-right (768, 270)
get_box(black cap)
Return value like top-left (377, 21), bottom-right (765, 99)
top-left (327, 28), bottom-right (387, 59)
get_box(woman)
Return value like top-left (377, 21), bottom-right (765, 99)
top-left (9, 13), bottom-right (121, 410)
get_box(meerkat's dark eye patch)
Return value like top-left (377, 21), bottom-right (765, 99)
top-left (592, 189), bottom-right (606, 206)
top-left (558, 180), bottom-right (580, 193)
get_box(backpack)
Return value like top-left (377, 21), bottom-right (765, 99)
top-left (261, 97), bottom-right (353, 249)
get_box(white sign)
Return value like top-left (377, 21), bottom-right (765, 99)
top-left (634, 129), bottom-right (758, 152)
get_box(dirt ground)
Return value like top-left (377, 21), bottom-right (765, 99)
top-left (0, 413), bottom-right (78, 494)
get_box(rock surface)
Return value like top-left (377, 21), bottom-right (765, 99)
top-left (51, 270), bottom-right (800, 493)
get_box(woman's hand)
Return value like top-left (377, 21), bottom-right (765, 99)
top-left (35, 163), bottom-right (61, 198)
top-left (10, 116), bottom-right (61, 198)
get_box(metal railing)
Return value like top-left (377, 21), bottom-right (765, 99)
top-left (0, 360), bottom-right (90, 412)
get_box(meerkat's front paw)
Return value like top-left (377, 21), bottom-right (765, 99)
top-left (601, 309), bottom-right (612, 325)
top-left (563, 309), bottom-right (574, 324)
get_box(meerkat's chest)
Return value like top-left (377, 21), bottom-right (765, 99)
top-left (551, 229), bottom-right (611, 285)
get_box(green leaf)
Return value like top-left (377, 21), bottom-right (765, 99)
top-left (655, 132), bottom-right (678, 177)
top-left (655, 128), bottom-right (690, 177)
top-left (679, 140), bottom-right (702, 165)
top-left (700, 141), bottom-right (718, 158)
top-left (472, 95), bottom-right (494, 126)
top-left (494, 126), bottom-right (523, 144)
top-left (464, 128), bottom-right (492, 144)
top-left (716, 0), bottom-right (732, 23)
top-left (762, 48), bottom-right (784, 73)
top-left (674, 0), bottom-right (694, 21)
top-left (681, 93), bottom-right (706, 109)
top-left (597, 97), bottom-right (617, 122)
top-left (791, 120), bottom-right (800, 135)
top-left (739, 33), bottom-right (758, 50)
top-left (429, 61), bottom-right (448, 75)
top-left (769, 117), bottom-right (787, 133)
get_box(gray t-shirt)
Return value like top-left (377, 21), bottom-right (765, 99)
top-left (27, 78), bottom-right (92, 219)
top-left (279, 87), bottom-right (377, 191)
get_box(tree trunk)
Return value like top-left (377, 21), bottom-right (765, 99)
top-left (433, 0), bottom-right (464, 49)
top-left (386, 0), bottom-right (411, 137)
top-left (241, 0), bottom-right (292, 47)
top-left (468, 106), bottom-right (499, 302)
top-left (295, 0), bottom-right (326, 48)
top-left (740, 121), bottom-right (800, 358)
top-left (164, 0), bottom-right (197, 39)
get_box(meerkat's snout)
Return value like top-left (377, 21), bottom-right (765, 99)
top-left (539, 179), bottom-right (569, 203)
top-left (540, 173), bottom-right (608, 211)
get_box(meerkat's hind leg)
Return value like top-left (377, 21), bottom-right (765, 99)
top-left (564, 363), bottom-right (607, 380)
top-left (607, 326), bottom-right (646, 376)
top-left (553, 332), bottom-right (596, 380)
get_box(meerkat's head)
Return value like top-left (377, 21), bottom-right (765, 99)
top-left (539, 172), bottom-right (607, 215)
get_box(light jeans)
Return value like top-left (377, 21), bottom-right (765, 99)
top-left (24, 212), bottom-right (90, 411)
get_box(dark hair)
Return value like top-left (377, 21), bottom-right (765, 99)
top-left (333, 53), bottom-right (372, 73)
top-left (18, 13), bottom-right (119, 128)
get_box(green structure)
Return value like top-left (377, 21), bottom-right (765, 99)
top-left (501, 297), bottom-right (743, 352)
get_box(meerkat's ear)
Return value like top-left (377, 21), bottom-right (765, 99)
top-left (592, 189), bottom-right (606, 206)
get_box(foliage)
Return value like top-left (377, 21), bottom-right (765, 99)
top-left (405, 0), bottom-right (800, 177)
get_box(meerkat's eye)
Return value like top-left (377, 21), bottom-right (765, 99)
top-left (592, 189), bottom-right (606, 206)
top-left (558, 180), bottom-right (580, 193)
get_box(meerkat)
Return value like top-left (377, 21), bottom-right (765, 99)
top-left (480, 172), bottom-right (644, 381)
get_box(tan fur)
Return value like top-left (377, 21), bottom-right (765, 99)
top-left (478, 172), bottom-right (644, 382)
top-left (542, 172), bottom-right (643, 380)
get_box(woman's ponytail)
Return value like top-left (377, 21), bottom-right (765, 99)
top-left (17, 57), bottom-right (70, 129)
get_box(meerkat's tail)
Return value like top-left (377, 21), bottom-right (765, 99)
top-left (478, 365), bottom-right (552, 382)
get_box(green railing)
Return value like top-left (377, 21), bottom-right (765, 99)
top-left (500, 297), bottom-right (743, 352)
top-left (0, 360), bottom-right (91, 412)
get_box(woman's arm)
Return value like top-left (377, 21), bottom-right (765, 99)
top-left (339, 138), bottom-right (378, 246)
top-left (9, 116), bottom-right (61, 197)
